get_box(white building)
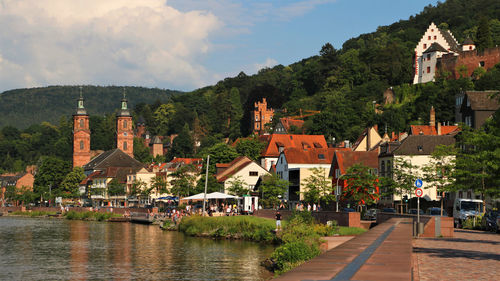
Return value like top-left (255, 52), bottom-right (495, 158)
top-left (215, 156), bottom-right (270, 194)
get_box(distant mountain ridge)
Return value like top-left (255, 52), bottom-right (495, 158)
top-left (0, 86), bottom-right (182, 128)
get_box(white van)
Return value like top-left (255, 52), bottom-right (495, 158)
top-left (453, 198), bottom-right (484, 228)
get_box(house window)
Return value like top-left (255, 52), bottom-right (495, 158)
top-left (465, 116), bottom-right (472, 127)
top-left (79, 119), bottom-right (84, 128)
top-left (417, 145), bottom-right (423, 152)
top-left (427, 66), bottom-right (431, 73)
top-left (256, 123), bottom-right (260, 129)
top-left (249, 171), bottom-right (258, 176)
top-left (427, 54), bottom-right (430, 60)
top-left (428, 36), bottom-right (431, 40)
top-left (433, 35), bottom-right (437, 40)
top-left (479, 61), bottom-right (485, 67)
top-left (123, 141), bottom-right (127, 151)
top-left (318, 154), bottom-right (325, 160)
top-left (255, 115), bottom-right (259, 121)
top-left (423, 43), bottom-right (427, 49)
top-left (80, 141), bottom-right (84, 150)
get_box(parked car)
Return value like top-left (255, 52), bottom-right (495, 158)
top-left (364, 208), bottom-right (378, 220)
top-left (382, 208), bottom-right (396, 213)
top-left (408, 208), bottom-right (424, 215)
top-left (426, 207), bottom-right (448, 216)
top-left (481, 210), bottom-right (500, 233)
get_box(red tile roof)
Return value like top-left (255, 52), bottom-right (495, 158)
top-left (280, 117), bottom-right (305, 132)
top-left (283, 147), bottom-right (349, 164)
top-left (261, 134), bottom-right (327, 157)
top-left (332, 151), bottom-right (379, 174)
top-left (410, 125), bottom-right (460, 136)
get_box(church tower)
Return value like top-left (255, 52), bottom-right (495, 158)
top-left (73, 87), bottom-right (91, 167)
top-left (116, 90), bottom-right (134, 158)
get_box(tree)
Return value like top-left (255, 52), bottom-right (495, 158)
top-left (455, 122), bottom-right (500, 212)
top-left (342, 164), bottom-right (380, 207)
top-left (235, 137), bottom-right (265, 161)
top-left (134, 137), bottom-right (152, 163)
top-left (169, 165), bottom-right (197, 198)
top-left (153, 103), bottom-right (175, 136)
top-left (226, 176), bottom-right (249, 196)
top-left (168, 123), bottom-right (194, 159)
top-left (199, 142), bottom-right (239, 174)
top-left (423, 144), bottom-right (457, 216)
top-left (60, 166), bottom-right (86, 198)
top-left (34, 156), bottom-right (72, 203)
top-left (150, 175), bottom-right (168, 195)
top-left (390, 157), bottom-right (419, 212)
top-left (259, 173), bottom-right (288, 209)
top-left (107, 178), bottom-right (126, 196)
top-left (195, 174), bottom-right (223, 194)
top-left (301, 167), bottom-right (333, 207)
top-left (229, 88), bottom-right (243, 140)
top-left (476, 16), bottom-right (493, 51)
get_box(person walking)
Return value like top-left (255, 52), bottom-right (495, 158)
top-left (275, 211), bottom-right (282, 232)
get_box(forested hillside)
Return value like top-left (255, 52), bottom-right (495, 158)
top-left (0, 86), bottom-right (181, 128)
top-left (1, 0), bottom-right (500, 173)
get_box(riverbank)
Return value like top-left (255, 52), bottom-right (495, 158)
top-left (6, 210), bottom-right (123, 222)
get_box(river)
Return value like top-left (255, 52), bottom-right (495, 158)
top-left (0, 217), bottom-right (275, 280)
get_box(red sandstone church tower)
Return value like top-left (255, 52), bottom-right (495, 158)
top-left (73, 88), bottom-right (91, 167)
top-left (116, 92), bottom-right (134, 157)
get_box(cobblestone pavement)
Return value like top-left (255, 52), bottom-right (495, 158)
top-left (413, 229), bottom-right (500, 281)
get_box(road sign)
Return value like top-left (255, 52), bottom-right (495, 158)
top-left (415, 179), bottom-right (423, 188)
top-left (415, 188), bottom-right (423, 197)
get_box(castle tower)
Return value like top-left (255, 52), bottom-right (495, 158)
top-left (252, 98), bottom-right (274, 135)
top-left (116, 90), bottom-right (134, 158)
top-left (73, 87), bottom-right (91, 167)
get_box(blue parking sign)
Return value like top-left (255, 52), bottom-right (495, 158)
top-left (415, 179), bottom-right (423, 188)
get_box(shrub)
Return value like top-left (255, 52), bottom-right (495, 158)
top-left (271, 241), bottom-right (321, 273)
top-left (463, 215), bottom-right (483, 230)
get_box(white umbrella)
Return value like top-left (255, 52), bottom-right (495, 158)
top-left (206, 192), bottom-right (239, 199)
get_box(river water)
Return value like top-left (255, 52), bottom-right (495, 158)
top-left (0, 217), bottom-right (274, 280)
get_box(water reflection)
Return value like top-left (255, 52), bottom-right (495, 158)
top-left (0, 217), bottom-right (274, 280)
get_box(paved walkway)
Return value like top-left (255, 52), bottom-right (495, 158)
top-left (274, 218), bottom-right (413, 281)
top-left (413, 229), bottom-right (500, 281)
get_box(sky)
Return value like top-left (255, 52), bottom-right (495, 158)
top-left (0, 0), bottom-right (440, 93)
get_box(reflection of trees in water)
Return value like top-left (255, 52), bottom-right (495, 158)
top-left (0, 218), bottom-right (274, 280)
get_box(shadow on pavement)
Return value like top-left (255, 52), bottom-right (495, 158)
top-left (424, 237), bottom-right (499, 245)
top-left (413, 247), bottom-right (500, 261)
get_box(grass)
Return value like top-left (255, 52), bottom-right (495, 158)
top-left (10, 211), bottom-right (57, 217)
top-left (64, 210), bottom-right (122, 221)
top-left (337, 226), bottom-right (367, 236)
top-left (178, 215), bottom-right (278, 242)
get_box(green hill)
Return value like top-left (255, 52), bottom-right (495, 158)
top-left (0, 86), bottom-right (181, 128)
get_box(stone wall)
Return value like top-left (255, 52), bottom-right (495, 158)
top-left (377, 212), bottom-right (454, 237)
top-left (253, 209), bottom-right (361, 228)
top-left (439, 47), bottom-right (500, 79)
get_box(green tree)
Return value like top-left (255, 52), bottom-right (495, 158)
top-left (390, 157), bottom-right (418, 212)
top-left (301, 167), bottom-right (333, 207)
top-left (229, 88), bottom-right (243, 140)
top-left (199, 142), bottom-right (239, 174)
top-left (342, 164), bottom-right (380, 207)
top-left (476, 16), bottom-right (494, 51)
top-left (259, 173), bottom-right (289, 209)
top-left (170, 165), bottom-right (197, 198)
top-left (195, 174), bottom-right (223, 194)
top-left (60, 166), bottom-right (86, 198)
top-left (134, 137), bottom-right (152, 163)
top-left (34, 156), bottom-right (72, 203)
top-left (227, 176), bottom-right (249, 196)
top-left (235, 137), bottom-right (265, 161)
top-left (107, 178), bottom-right (126, 196)
top-left (168, 123), bottom-right (194, 159)
top-left (455, 122), bottom-right (500, 212)
top-left (153, 103), bottom-right (175, 136)
top-left (150, 175), bottom-right (168, 195)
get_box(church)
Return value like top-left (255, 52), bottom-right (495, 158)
top-left (72, 90), bottom-right (134, 168)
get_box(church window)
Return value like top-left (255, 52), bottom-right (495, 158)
top-left (123, 120), bottom-right (127, 129)
top-left (80, 141), bottom-right (84, 150)
top-left (123, 141), bottom-right (128, 151)
top-left (79, 119), bottom-right (84, 128)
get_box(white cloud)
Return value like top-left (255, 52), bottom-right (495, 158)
top-left (0, 0), bottom-right (222, 92)
top-left (253, 58), bottom-right (278, 72)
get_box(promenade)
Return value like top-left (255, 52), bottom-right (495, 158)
top-left (274, 218), bottom-right (413, 281)
top-left (413, 229), bottom-right (500, 281)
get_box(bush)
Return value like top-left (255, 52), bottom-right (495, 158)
top-left (462, 215), bottom-right (483, 230)
top-left (271, 241), bottom-right (321, 273)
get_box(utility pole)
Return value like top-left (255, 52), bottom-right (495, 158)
top-left (202, 155), bottom-right (210, 216)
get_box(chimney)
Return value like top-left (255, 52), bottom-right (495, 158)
top-left (437, 122), bottom-right (442, 135)
top-left (429, 106), bottom-right (435, 127)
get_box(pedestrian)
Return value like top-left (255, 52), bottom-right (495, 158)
top-left (307, 203), bottom-right (311, 212)
top-left (275, 211), bottom-right (282, 231)
top-left (313, 203), bottom-right (317, 212)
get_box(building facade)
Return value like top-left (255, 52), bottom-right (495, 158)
top-left (252, 98), bottom-right (274, 135)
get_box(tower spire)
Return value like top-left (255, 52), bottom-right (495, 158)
top-left (76, 86), bottom-right (87, 115)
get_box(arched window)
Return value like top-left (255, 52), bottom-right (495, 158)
top-left (123, 141), bottom-right (127, 151)
top-left (123, 120), bottom-right (127, 129)
top-left (80, 141), bottom-right (84, 150)
top-left (79, 119), bottom-right (84, 128)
